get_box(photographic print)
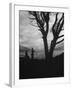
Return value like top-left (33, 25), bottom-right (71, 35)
top-left (19, 10), bottom-right (64, 79)
top-left (9, 4), bottom-right (70, 87)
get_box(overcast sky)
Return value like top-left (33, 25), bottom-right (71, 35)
top-left (19, 10), bottom-right (64, 58)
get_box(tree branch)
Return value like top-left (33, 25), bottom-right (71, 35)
top-left (58, 35), bottom-right (64, 38)
top-left (30, 23), bottom-right (39, 27)
top-left (29, 17), bottom-right (36, 20)
top-left (52, 13), bottom-right (58, 30)
top-left (56, 13), bottom-right (64, 33)
top-left (52, 13), bottom-right (58, 36)
top-left (58, 19), bottom-right (64, 35)
top-left (29, 11), bottom-right (50, 37)
top-left (45, 12), bottom-right (50, 35)
top-left (56, 39), bottom-right (64, 44)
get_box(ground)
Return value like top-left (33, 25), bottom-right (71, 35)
top-left (19, 53), bottom-right (64, 79)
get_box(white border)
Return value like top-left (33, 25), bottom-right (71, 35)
top-left (10, 3), bottom-right (70, 87)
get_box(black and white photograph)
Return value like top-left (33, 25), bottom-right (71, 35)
top-left (19, 10), bottom-right (64, 79)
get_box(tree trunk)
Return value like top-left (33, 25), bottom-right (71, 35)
top-left (42, 35), bottom-right (57, 63)
top-left (49, 39), bottom-right (57, 60)
top-left (42, 36), bottom-right (49, 62)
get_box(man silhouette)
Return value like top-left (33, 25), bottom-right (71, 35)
top-left (24, 50), bottom-right (29, 63)
top-left (31, 48), bottom-right (34, 60)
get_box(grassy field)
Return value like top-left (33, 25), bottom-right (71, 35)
top-left (19, 53), bottom-right (64, 79)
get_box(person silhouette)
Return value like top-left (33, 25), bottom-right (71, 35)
top-left (31, 48), bottom-right (34, 60)
top-left (24, 50), bottom-right (29, 63)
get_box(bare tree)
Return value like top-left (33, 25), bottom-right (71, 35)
top-left (29, 11), bottom-right (64, 62)
top-left (50, 13), bottom-right (64, 60)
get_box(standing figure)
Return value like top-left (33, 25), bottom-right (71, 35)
top-left (31, 48), bottom-right (34, 60)
top-left (24, 50), bottom-right (29, 63)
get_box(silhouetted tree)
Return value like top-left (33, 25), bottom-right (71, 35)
top-left (29, 11), bottom-right (64, 62)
